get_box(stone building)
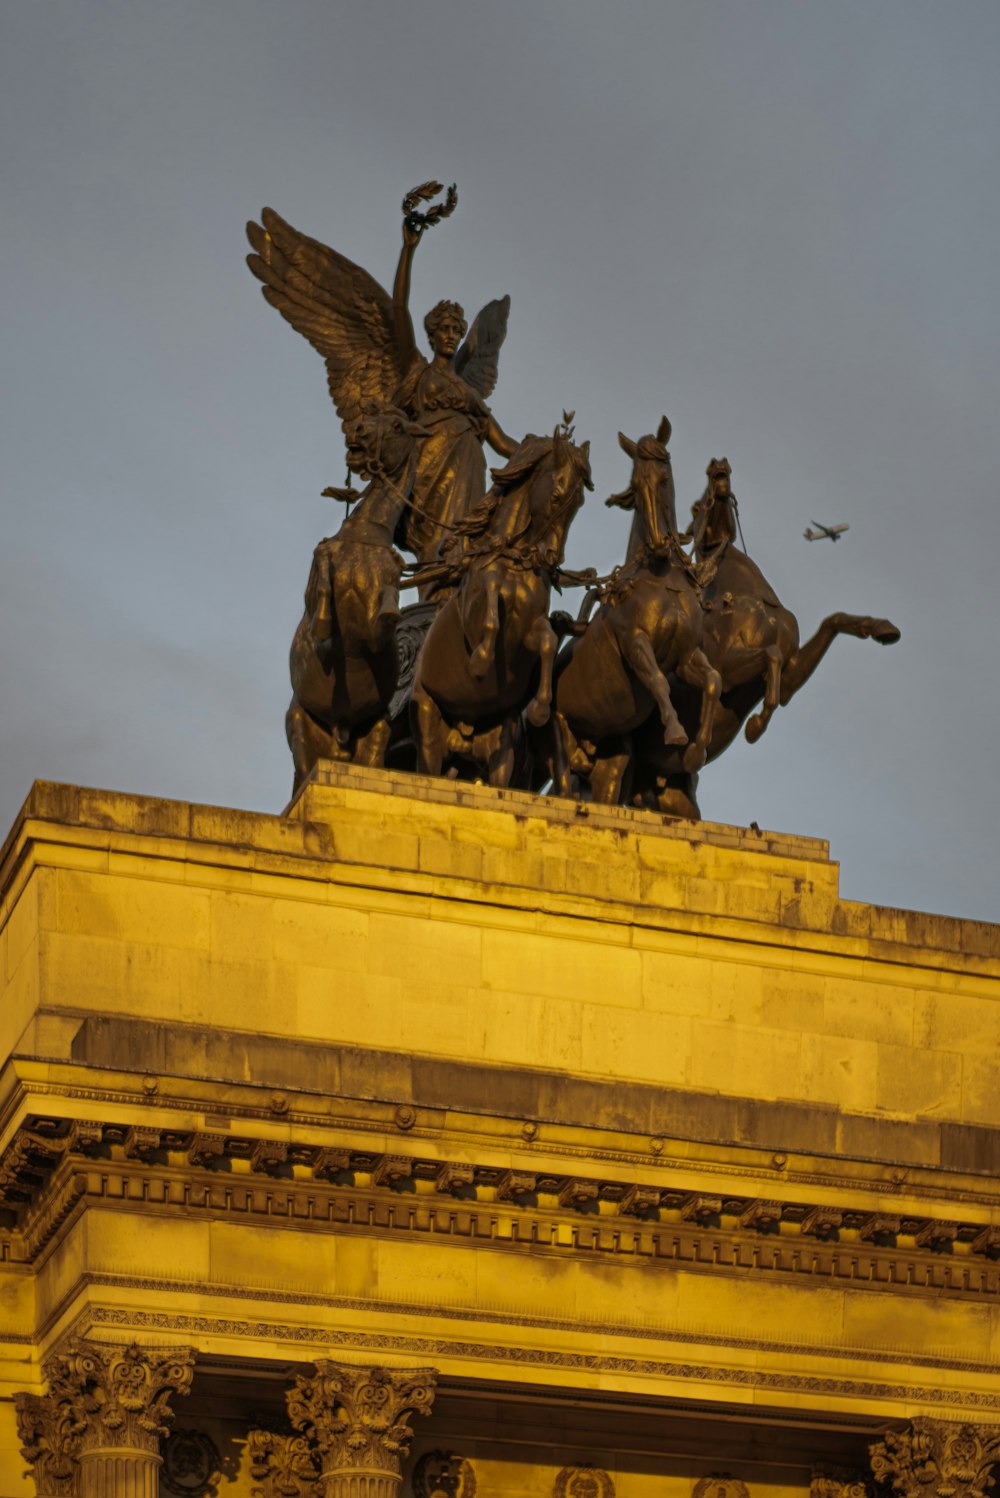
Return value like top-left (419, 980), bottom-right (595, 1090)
top-left (1, 764), bottom-right (999, 1496)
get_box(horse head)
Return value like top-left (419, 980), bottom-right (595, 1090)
top-left (484, 428), bottom-right (592, 567)
top-left (345, 404), bottom-right (428, 489)
top-left (608, 416), bottom-right (678, 559)
top-left (533, 424), bottom-right (592, 568)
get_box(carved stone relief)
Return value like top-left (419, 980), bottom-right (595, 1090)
top-left (161, 1428), bottom-right (224, 1496)
top-left (412, 1450), bottom-right (477, 1498)
top-left (811, 1469), bottom-right (869, 1498)
top-left (247, 1428), bottom-right (321, 1498)
top-left (14, 1339), bottom-right (196, 1495)
top-left (692, 1477), bottom-right (749, 1498)
top-left (13, 1390), bottom-right (82, 1497)
top-left (554, 1464), bottom-right (616, 1498)
top-left (869, 1419), bottom-right (1000, 1498)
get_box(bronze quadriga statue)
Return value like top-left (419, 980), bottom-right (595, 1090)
top-left (247, 182), bottom-right (900, 815)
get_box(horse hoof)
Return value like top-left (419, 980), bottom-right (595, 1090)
top-left (872, 619), bottom-right (901, 645)
top-left (683, 744), bottom-right (707, 774)
top-left (526, 700), bottom-right (551, 728)
top-left (663, 722), bottom-right (688, 749)
top-left (745, 714), bottom-right (766, 744)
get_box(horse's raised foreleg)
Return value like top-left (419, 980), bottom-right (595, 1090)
top-left (744, 644), bottom-right (784, 744)
top-left (411, 680), bottom-right (448, 777)
top-left (675, 648), bottom-right (722, 771)
top-left (524, 613), bottom-right (559, 727)
top-left (469, 572), bottom-right (501, 679)
top-left (622, 630), bottom-right (687, 747)
top-left (779, 613), bottom-right (900, 705)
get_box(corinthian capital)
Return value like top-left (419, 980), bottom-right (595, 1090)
top-left (869, 1419), bottom-right (1000, 1498)
top-left (13, 1391), bottom-right (84, 1497)
top-left (247, 1428), bottom-right (321, 1497)
top-left (44, 1339), bottom-right (196, 1457)
top-left (286, 1363), bottom-right (437, 1476)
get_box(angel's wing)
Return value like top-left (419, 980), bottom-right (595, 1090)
top-left (454, 295), bottom-right (510, 400)
top-left (246, 207), bottom-right (405, 434)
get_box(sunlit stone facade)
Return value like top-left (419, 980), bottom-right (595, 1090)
top-left (2, 765), bottom-right (999, 1494)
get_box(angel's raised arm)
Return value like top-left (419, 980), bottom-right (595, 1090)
top-left (392, 218), bottom-right (421, 372)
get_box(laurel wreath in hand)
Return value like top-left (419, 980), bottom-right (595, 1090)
top-left (402, 180), bottom-right (458, 234)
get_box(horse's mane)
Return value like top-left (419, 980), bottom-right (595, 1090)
top-left (489, 434), bottom-right (553, 492)
top-left (446, 436), bottom-right (554, 542)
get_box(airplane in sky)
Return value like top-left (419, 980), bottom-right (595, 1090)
top-left (803, 520), bottom-right (849, 543)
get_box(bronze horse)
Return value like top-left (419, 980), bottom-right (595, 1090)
top-left (546, 421), bottom-right (721, 805)
top-left (411, 427), bottom-right (592, 786)
top-left (634, 458), bottom-right (901, 817)
top-left (286, 406), bottom-right (427, 794)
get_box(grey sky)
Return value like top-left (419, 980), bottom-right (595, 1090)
top-left (2, 2), bottom-right (998, 921)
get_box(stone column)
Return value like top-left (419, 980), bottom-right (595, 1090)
top-left (870, 1418), bottom-right (1000, 1498)
top-left (285, 1363), bottom-right (437, 1498)
top-left (17, 1339), bottom-right (195, 1498)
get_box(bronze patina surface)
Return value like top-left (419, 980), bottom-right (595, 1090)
top-left (247, 182), bottom-right (899, 810)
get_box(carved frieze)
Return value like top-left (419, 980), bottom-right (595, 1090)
top-left (869, 1419), bottom-right (1000, 1498)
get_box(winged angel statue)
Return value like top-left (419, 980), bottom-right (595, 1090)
top-left (246, 183), bottom-right (518, 568)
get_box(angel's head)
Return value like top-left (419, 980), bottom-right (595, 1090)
top-left (424, 300), bottom-right (467, 359)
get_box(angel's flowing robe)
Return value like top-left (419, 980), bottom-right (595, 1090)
top-left (395, 359), bottom-right (491, 565)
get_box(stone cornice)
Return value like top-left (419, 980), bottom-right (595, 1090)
top-left (3, 1117), bottom-right (999, 1304)
top-left (6, 1052), bottom-right (1000, 1209)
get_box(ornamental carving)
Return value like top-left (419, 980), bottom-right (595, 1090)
top-left (869, 1419), bottom-right (1000, 1498)
top-left (554, 1465), bottom-right (615, 1498)
top-left (13, 1390), bottom-right (84, 1496)
top-left (247, 1428), bottom-right (321, 1497)
top-left (43, 1339), bottom-right (195, 1456)
top-left (693, 1478), bottom-right (749, 1498)
top-left (161, 1428), bottom-right (224, 1496)
top-left (286, 1363), bottom-right (437, 1476)
top-left (412, 1451), bottom-right (476, 1498)
top-left (811, 1469), bottom-right (869, 1498)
